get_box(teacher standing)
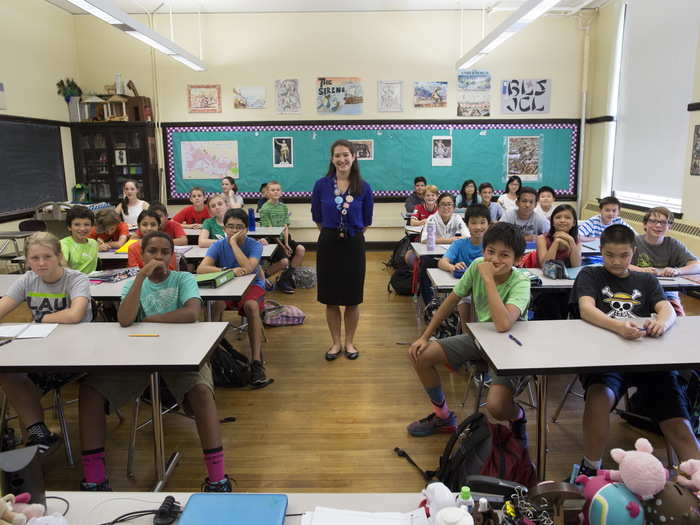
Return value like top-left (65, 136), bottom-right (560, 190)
top-left (311, 140), bottom-right (374, 361)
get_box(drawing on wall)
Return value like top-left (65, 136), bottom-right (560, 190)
top-left (181, 140), bottom-right (239, 179)
top-left (501, 79), bottom-right (551, 114)
top-left (273, 137), bottom-right (294, 168)
top-left (414, 81), bottom-right (447, 108)
top-left (316, 77), bottom-right (363, 115)
top-left (114, 149), bottom-right (127, 166)
top-left (233, 86), bottom-right (266, 109)
top-left (187, 85), bottom-right (222, 113)
top-left (691, 125), bottom-right (700, 176)
top-left (432, 136), bottom-right (452, 167)
top-left (350, 140), bottom-right (374, 160)
top-left (0, 83), bottom-right (6, 110)
top-left (378, 80), bottom-right (402, 112)
top-left (276, 79), bottom-right (301, 114)
top-left (457, 70), bottom-right (490, 117)
top-left (506, 136), bottom-right (541, 181)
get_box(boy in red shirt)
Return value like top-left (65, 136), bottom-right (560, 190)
top-left (88, 209), bottom-right (129, 251)
top-left (173, 187), bottom-right (210, 228)
top-left (137, 202), bottom-right (187, 245)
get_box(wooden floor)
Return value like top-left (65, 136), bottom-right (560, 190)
top-left (5, 252), bottom-right (700, 492)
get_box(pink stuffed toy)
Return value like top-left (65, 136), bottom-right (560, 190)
top-left (677, 459), bottom-right (700, 492)
top-left (602, 437), bottom-right (668, 500)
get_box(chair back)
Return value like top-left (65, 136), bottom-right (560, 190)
top-left (18, 220), bottom-right (47, 232)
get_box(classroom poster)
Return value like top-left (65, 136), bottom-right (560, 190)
top-left (457, 70), bottom-right (490, 117)
top-left (378, 80), bottom-right (402, 112)
top-left (187, 85), bottom-right (222, 113)
top-left (0, 83), bottom-right (6, 110)
top-left (506, 136), bottom-right (541, 181)
top-left (350, 140), bottom-right (374, 160)
top-left (691, 125), bottom-right (700, 176)
top-left (275, 79), bottom-right (301, 114)
top-left (181, 140), bottom-right (239, 179)
top-left (501, 79), bottom-right (551, 114)
top-left (316, 77), bottom-right (363, 115)
top-left (414, 81), bottom-right (447, 108)
top-left (233, 86), bottom-right (266, 109)
top-left (432, 136), bottom-right (452, 166)
top-left (273, 137), bottom-right (293, 168)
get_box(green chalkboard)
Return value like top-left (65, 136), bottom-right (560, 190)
top-left (163, 120), bottom-right (578, 202)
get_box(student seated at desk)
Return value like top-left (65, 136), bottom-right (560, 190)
top-left (114, 179), bottom-right (149, 228)
top-left (535, 186), bottom-right (556, 220)
top-left (578, 196), bottom-right (631, 242)
top-left (456, 179), bottom-right (478, 208)
top-left (410, 185), bottom-right (439, 227)
top-left (404, 176), bottom-right (427, 213)
top-left (499, 186), bottom-right (549, 242)
top-left (172, 186), bottom-right (210, 229)
top-left (128, 210), bottom-right (177, 270)
top-left (139, 203), bottom-right (187, 246)
top-left (420, 193), bottom-right (469, 244)
top-left (79, 231), bottom-right (232, 492)
top-left (497, 175), bottom-right (521, 212)
top-left (437, 205), bottom-right (490, 324)
top-left (89, 209), bottom-right (129, 252)
top-left (407, 223), bottom-right (531, 443)
top-left (0, 232), bottom-right (91, 457)
top-left (630, 206), bottom-right (700, 316)
top-left (256, 182), bottom-right (269, 213)
top-left (535, 204), bottom-right (582, 268)
top-left (60, 205), bottom-right (98, 274)
top-left (221, 176), bottom-right (244, 209)
top-left (478, 182), bottom-right (503, 223)
top-left (571, 224), bottom-right (700, 477)
top-left (197, 209), bottom-right (271, 389)
top-left (199, 194), bottom-right (229, 248)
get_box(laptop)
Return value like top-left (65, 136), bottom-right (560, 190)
top-left (178, 493), bottom-right (288, 525)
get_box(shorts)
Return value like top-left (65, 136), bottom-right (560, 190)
top-left (438, 333), bottom-right (526, 393)
top-left (668, 296), bottom-right (685, 316)
top-left (82, 362), bottom-right (214, 413)
top-left (224, 284), bottom-right (265, 316)
top-left (269, 238), bottom-right (301, 263)
top-left (580, 370), bottom-right (689, 423)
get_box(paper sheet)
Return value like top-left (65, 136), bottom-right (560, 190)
top-left (307, 506), bottom-right (428, 525)
top-left (0, 323), bottom-right (58, 339)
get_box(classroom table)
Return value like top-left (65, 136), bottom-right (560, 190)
top-left (0, 322), bottom-right (227, 491)
top-left (467, 316), bottom-right (700, 480)
top-left (405, 225), bottom-right (422, 236)
top-left (0, 231), bottom-right (33, 270)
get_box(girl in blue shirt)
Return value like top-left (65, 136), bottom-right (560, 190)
top-left (311, 140), bottom-right (374, 361)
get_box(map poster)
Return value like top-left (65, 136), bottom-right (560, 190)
top-left (181, 140), bottom-right (239, 179)
top-left (316, 77), bottom-right (363, 115)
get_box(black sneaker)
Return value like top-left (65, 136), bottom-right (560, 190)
top-left (80, 479), bottom-right (112, 491)
top-left (26, 432), bottom-right (62, 457)
top-left (509, 407), bottom-right (528, 449)
top-left (250, 360), bottom-right (273, 389)
top-left (276, 280), bottom-right (295, 294)
top-left (202, 474), bottom-right (233, 492)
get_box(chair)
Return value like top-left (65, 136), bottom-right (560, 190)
top-left (18, 220), bottom-right (47, 232)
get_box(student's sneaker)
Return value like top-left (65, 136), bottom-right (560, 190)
top-left (26, 432), bottom-right (62, 458)
top-left (80, 479), bottom-right (112, 491)
top-left (407, 412), bottom-right (457, 437)
top-left (250, 360), bottom-right (273, 389)
top-left (276, 280), bottom-right (295, 294)
top-left (509, 407), bottom-right (528, 449)
top-left (202, 474), bottom-right (233, 492)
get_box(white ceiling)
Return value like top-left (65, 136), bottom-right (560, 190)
top-left (47, 0), bottom-right (606, 15)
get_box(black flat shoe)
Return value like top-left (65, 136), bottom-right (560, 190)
top-left (325, 347), bottom-right (342, 361)
top-left (344, 347), bottom-right (359, 360)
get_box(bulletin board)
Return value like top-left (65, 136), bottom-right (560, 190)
top-left (163, 120), bottom-right (579, 203)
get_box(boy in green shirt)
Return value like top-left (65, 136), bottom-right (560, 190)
top-left (60, 205), bottom-right (98, 274)
top-left (407, 223), bottom-right (532, 444)
top-left (259, 181), bottom-right (305, 294)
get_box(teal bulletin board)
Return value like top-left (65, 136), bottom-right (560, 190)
top-left (163, 120), bottom-right (579, 202)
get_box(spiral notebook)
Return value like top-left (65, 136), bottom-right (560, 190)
top-left (178, 493), bottom-right (288, 525)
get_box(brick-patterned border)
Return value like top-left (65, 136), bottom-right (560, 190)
top-left (164, 121), bottom-right (579, 201)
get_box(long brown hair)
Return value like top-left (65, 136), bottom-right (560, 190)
top-left (121, 179), bottom-right (142, 217)
top-left (325, 139), bottom-right (364, 196)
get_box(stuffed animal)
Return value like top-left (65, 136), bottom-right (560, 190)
top-left (678, 459), bottom-right (700, 492)
top-left (576, 474), bottom-right (644, 525)
top-left (0, 495), bottom-right (27, 525)
top-left (643, 481), bottom-right (700, 525)
top-left (603, 437), bottom-right (668, 500)
top-left (0, 495), bottom-right (43, 523)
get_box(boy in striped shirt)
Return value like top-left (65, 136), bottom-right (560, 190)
top-left (578, 196), bottom-right (632, 242)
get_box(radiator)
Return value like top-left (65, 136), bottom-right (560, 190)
top-left (581, 200), bottom-right (700, 256)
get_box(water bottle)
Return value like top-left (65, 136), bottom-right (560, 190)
top-left (426, 221), bottom-right (436, 251)
top-left (456, 486), bottom-right (474, 513)
top-left (247, 208), bottom-right (256, 232)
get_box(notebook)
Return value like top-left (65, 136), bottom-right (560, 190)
top-left (195, 269), bottom-right (235, 288)
top-left (115, 239), bottom-right (138, 253)
top-left (178, 494), bottom-right (287, 525)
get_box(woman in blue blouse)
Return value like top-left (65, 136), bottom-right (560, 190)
top-left (311, 140), bottom-right (374, 361)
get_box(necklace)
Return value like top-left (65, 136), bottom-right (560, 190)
top-left (333, 177), bottom-right (354, 238)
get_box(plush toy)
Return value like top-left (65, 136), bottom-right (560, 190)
top-left (643, 481), bottom-right (700, 525)
top-left (1, 495), bottom-right (44, 523)
top-left (576, 474), bottom-right (644, 525)
top-left (602, 437), bottom-right (668, 500)
top-left (0, 495), bottom-right (27, 525)
top-left (678, 459), bottom-right (700, 492)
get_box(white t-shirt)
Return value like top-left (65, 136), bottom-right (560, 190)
top-left (224, 191), bottom-right (244, 209)
top-left (497, 194), bottom-right (518, 212)
top-left (535, 203), bottom-right (554, 220)
top-left (120, 200), bottom-right (147, 227)
top-left (421, 213), bottom-right (469, 242)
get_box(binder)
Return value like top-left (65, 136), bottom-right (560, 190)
top-left (195, 269), bottom-right (235, 288)
top-left (178, 493), bottom-right (288, 525)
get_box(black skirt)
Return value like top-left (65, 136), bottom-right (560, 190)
top-left (317, 228), bottom-right (366, 306)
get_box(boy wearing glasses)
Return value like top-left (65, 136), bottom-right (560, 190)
top-left (197, 209), bottom-right (271, 388)
top-left (630, 206), bottom-right (700, 316)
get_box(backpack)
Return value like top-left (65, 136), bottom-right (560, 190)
top-left (263, 300), bottom-right (305, 326)
top-left (385, 235), bottom-right (413, 270)
top-left (542, 259), bottom-right (567, 280)
top-left (292, 266), bottom-right (316, 289)
top-left (423, 297), bottom-right (460, 339)
top-left (210, 343), bottom-right (251, 388)
top-left (395, 412), bottom-right (537, 490)
top-left (388, 265), bottom-right (415, 296)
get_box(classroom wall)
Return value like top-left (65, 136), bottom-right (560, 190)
top-left (681, 36), bottom-right (700, 224)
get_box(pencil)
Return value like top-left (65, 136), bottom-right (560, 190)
top-left (128, 334), bottom-right (159, 337)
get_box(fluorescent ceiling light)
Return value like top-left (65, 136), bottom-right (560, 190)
top-left (456, 0), bottom-right (562, 70)
top-left (60, 0), bottom-right (206, 71)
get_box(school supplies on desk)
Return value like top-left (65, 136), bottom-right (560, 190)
top-left (0, 323), bottom-right (58, 340)
top-left (301, 506), bottom-right (429, 525)
top-left (177, 493), bottom-right (287, 525)
top-left (114, 239), bottom-right (138, 253)
top-left (89, 267), bottom-right (138, 283)
top-left (195, 269), bottom-right (234, 288)
top-left (175, 245), bottom-right (192, 255)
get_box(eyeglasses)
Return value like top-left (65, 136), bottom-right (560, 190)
top-left (224, 224), bottom-right (246, 231)
top-left (647, 219), bottom-right (670, 227)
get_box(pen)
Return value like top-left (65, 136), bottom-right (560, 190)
top-left (508, 334), bottom-right (523, 346)
top-left (128, 334), bottom-right (159, 337)
top-left (0, 339), bottom-right (12, 348)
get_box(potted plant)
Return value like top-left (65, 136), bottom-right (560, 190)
top-left (56, 78), bottom-right (83, 122)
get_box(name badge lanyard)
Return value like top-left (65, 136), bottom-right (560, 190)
top-left (333, 178), bottom-right (354, 239)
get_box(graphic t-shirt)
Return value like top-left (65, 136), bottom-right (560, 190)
top-left (202, 218), bottom-right (226, 241)
top-left (60, 236), bottom-right (98, 274)
top-left (7, 269), bottom-right (92, 322)
top-left (121, 271), bottom-right (200, 322)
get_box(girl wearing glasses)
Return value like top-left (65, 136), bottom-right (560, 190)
top-left (420, 193), bottom-right (468, 244)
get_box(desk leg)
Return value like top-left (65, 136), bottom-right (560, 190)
top-left (536, 375), bottom-right (549, 481)
top-left (206, 300), bottom-right (213, 322)
top-left (149, 372), bottom-right (181, 492)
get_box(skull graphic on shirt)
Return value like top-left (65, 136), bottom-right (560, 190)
top-left (601, 286), bottom-right (642, 319)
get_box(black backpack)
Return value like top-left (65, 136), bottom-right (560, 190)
top-left (388, 265), bottom-right (414, 296)
top-left (385, 235), bottom-right (413, 270)
top-left (423, 297), bottom-right (460, 339)
top-left (210, 341), bottom-right (251, 388)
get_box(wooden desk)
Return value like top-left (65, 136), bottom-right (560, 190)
top-left (467, 316), bottom-right (700, 480)
top-left (0, 322), bottom-right (227, 491)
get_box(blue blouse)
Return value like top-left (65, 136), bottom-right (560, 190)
top-left (311, 176), bottom-right (374, 236)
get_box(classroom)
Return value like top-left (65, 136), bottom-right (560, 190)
top-left (1, 0), bottom-right (700, 521)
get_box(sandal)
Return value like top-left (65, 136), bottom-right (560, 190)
top-left (325, 346), bottom-right (343, 361)
top-left (344, 346), bottom-right (360, 360)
